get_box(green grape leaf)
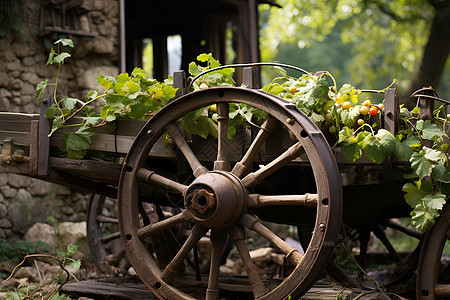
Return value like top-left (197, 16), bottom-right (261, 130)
top-left (416, 120), bottom-right (444, 141)
top-left (395, 134), bottom-right (421, 160)
top-left (188, 62), bottom-right (202, 77)
top-left (341, 143), bottom-right (361, 162)
top-left (68, 259), bottom-right (81, 269)
top-left (432, 162), bottom-right (450, 183)
top-left (410, 203), bottom-right (437, 232)
top-left (105, 94), bottom-right (125, 107)
top-left (63, 97), bottom-right (84, 111)
top-left (64, 125), bottom-right (94, 159)
top-left (55, 38), bottom-right (74, 48)
top-left (97, 74), bottom-right (115, 90)
top-left (340, 106), bottom-right (361, 127)
top-left (47, 48), bottom-right (56, 65)
top-left (338, 83), bottom-right (352, 95)
top-left (124, 80), bottom-right (140, 93)
top-left (83, 116), bottom-right (101, 127)
top-left (183, 110), bottom-right (218, 139)
top-left (423, 193), bottom-right (446, 211)
top-left (36, 79), bottom-right (48, 104)
top-left (362, 139), bottom-right (385, 164)
top-left (423, 146), bottom-right (446, 163)
top-left (310, 112), bottom-right (324, 125)
top-left (45, 103), bottom-right (59, 119)
top-left (66, 243), bottom-right (78, 257)
top-left (375, 129), bottom-right (397, 156)
top-left (402, 180), bottom-right (433, 208)
top-left (308, 78), bottom-right (329, 109)
top-left (409, 151), bottom-right (432, 179)
top-left (162, 85), bottom-right (177, 103)
top-left (274, 66), bottom-right (288, 78)
top-left (131, 67), bottom-right (147, 78)
top-left (48, 117), bottom-right (63, 137)
top-left (130, 103), bottom-right (150, 119)
top-left (53, 52), bottom-right (71, 64)
top-left (338, 127), bottom-right (356, 145)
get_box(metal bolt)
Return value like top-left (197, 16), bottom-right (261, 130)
top-left (286, 118), bottom-right (295, 125)
top-left (319, 223), bottom-right (326, 231)
top-left (147, 129), bottom-right (154, 136)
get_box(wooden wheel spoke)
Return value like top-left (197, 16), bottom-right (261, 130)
top-left (161, 225), bottom-right (209, 283)
top-left (229, 225), bottom-right (266, 298)
top-left (96, 215), bottom-right (118, 224)
top-left (166, 122), bottom-right (208, 177)
top-left (137, 167), bottom-right (188, 195)
top-left (137, 211), bottom-right (188, 240)
top-left (214, 103), bottom-right (231, 171)
top-left (232, 115), bottom-right (278, 178)
top-left (99, 231), bottom-right (121, 244)
top-left (241, 214), bottom-right (303, 265)
top-left (247, 193), bottom-right (318, 208)
top-left (107, 248), bottom-right (126, 263)
top-left (241, 142), bottom-right (305, 188)
top-left (206, 229), bottom-right (228, 300)
top-left (435, 284), bottom-right (450, 298)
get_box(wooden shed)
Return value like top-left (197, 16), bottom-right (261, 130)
top-left (121, 0), bottom-right (262, 80)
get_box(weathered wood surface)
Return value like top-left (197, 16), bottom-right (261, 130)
top-left (61, 278), bottom-right (156, 299)
top-left (61, 278), bottom-right (355, 300)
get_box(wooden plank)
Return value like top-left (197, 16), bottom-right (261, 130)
top-left (0, 112), bottom-right (39, 121)
top-left (61, 279), bottom-right (156, 299)
top-left (0, 113), bottom-right (39, 132)
top-left (0, 131), bottom-right (31, 146)
top-left (49, 157), bottom-right (121, 184)
top-left (51, 130), bottom-right (177, 157)
top-left (0, 159), bottom-right (30, 174)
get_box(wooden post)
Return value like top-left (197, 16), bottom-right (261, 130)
top-left (243, 66), bottom-right (260, 89)
top-left (383, 88), bottom-right (399, 135)
top-left (173, 70), bottom-right (186, 99)
top-left (38, 87), bottom-right (53, 177)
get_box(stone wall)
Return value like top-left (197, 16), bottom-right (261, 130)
top-left (0, 0), bottom-right (120, 239)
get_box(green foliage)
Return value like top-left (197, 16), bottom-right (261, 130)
top-left (262, 67), bottom-right (448, 232)
top-left (259, 0), bottom-right (435, 90)
top-left (0, 239), bottom-right (51, 265)
top-left (188, 53), bottom-right (236, 89)
top-left (37, 39), bottom-right (178, 159)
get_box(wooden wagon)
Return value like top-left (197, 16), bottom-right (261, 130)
top-left (0, 65), bottom-right (448, 299)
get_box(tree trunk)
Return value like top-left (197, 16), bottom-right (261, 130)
top-left (408, 1), bottom-right (450, 100)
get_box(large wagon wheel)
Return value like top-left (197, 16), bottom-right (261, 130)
top-left (118, 87), bottom-right (342, 299)
top-left (417, 201), bottom-right (450, 299)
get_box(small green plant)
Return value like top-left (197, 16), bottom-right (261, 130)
top-left (0, 243), bottom-right (81, 299)
top-left (0, 239), bottom-right (51, 266)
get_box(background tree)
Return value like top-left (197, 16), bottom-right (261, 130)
top-left (260, 0), bottom-right (450, 103)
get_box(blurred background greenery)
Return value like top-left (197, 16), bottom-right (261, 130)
top-left (258, 0), bottom-right (449, 103)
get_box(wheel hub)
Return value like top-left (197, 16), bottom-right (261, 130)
top-left (184, 171), bottom-right (246, 229)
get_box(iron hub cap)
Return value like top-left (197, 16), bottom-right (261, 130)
top-left (184, 171), bottom-right (246, 229)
